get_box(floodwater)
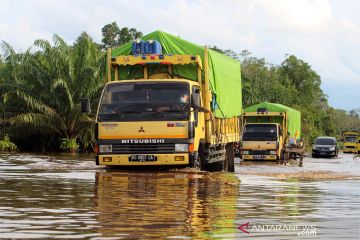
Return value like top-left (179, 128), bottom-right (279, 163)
top-left (0, 153), bottom-right (359, 239)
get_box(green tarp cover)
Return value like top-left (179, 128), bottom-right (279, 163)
top-left (111, 30), bottom-right (242, 118)
top-left (244, 102), bottom-right (301, 138)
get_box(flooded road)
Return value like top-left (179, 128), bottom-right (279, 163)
top-left (0, 153), bottom-right (359, 239)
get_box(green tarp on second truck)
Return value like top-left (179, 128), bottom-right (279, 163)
top-left (111, 30), bottom-right (242, 118)
top-left (244, 102), bottom-right (301, 138)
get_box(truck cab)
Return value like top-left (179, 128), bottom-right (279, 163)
top-left (241, 111), bottom-right (286, 160)
top-left (241, 123), bottom-right (283, 160)
top-left (92, 54), bottom-right (205, 167)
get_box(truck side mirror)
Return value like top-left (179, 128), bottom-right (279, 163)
top-left (81, 98), bottom-right (91, 113)
top-left (191, 93), bottom-right (201, 109)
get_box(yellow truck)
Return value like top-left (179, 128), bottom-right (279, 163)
top-left (342, 131), bottom-right (358, 153)
top-left (81, 31), bottom-right (242, 171)
top-left (240, 102), bottom-right (303, 162)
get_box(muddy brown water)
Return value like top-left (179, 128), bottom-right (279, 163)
top-left (0, 153), bottom-right (359, 239)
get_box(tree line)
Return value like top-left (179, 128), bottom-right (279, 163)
top-left (0, 22), bottom-right (359, 152)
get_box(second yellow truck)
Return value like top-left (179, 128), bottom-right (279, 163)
top-left (240, 102), bottom-right (303, 161)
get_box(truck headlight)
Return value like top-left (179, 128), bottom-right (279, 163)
top-left (270, 150), bottom-right (276, 154)
top-left (175, 144), bottom-right (188, 152)
top-left (329, 147), bottom-right (335, 151)
top-left (99, 144), bottom-right (112, 153)
top-left (243, 150), bottom-right (249, 154)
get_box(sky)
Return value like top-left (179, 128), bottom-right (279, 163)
top-left (0, 0), bottom-right (359, 110)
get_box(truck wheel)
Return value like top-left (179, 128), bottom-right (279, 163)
top-left (284, 152), bottom-right (289, 161)
top-left (192, 144), bottom-right (205, 171)
top-left (280, 150), bottom-right (289, 164)
top-left (280, 150), bottom-right (288, 163)
top-left (280, 150), bottom-right (284, 162)
top-left (224, 143), bottom-right (235, 172)
top-left (299, 152), bottom-right (304, 167)
top-left (191, 153), bottom-right (200, 169)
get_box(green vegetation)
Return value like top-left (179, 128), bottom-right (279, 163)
top-left (0, 23), bottom-right (359, 151)
top-left (0, 33), bottom-right (105, 152)
top-left (337, 141), bottom-right (344, 150)
top-left (0, 134), bottom-right (17, 151)
top-left (60, 138), bottom-right (80, 153)
top-left (101, 22), bottom-right (143, 49)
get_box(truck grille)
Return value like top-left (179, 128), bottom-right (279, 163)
top-left (112, 143), bottom-right (175, 154)
top-left (249, 150), bottom-right (271, 155)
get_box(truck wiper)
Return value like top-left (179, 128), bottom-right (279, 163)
top-left (148, 110), bottom-right (186, 117)
top-left (112, 110), bottom-right (144, 114)
top-left (163, 109), bottom-right (186, 113)
top-left (153, 109), bottom-right (187, 113)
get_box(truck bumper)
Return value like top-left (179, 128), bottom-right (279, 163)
top-left (343, 147), bottom-right (357, 153)
top-left (96, 153), bottom-right (190, 166)
top-left (242, 154), bottom-right (277, 160)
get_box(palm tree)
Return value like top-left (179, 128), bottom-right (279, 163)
top-left (0, 33), bottom-right (105, 152)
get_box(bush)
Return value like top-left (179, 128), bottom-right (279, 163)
top-left (60, 138), bottom-right (79, 153)
top-left (0, 135), bottom-right (17, 151)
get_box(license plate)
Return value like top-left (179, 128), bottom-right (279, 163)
top-left (320, 151), bottom-right (326, 155)
top-left (253, 155), bottom-right (266, 159)
top-left (129, 155), bottom-right (156, 162)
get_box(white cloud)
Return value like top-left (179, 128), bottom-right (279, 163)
top-left (255, 0), bottom-right (332, 33)
top-left (0, 17), bottom-right (52, 51)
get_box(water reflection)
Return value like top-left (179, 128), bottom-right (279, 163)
top-left (0, 153), bottom-right (359, 239)
top-left (94, 171), bottom-right (240, 239)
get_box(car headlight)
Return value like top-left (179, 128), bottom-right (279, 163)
top-left (243, 150), bottom-right (249, 154)
top-left (329, 147), bottom-right (335, 151)
top-left (270, 150), bottom-right (276, 154)
top-left (175, 144), bottom-right (188, 152)
top-left (99, 144), bottom-right (112, 153)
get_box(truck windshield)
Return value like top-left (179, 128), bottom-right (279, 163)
top-left (98, 82), bottom-right (190, 121)
top-left (242, 124), bottom-right (277, 141)
top-left (344, 136), bottom-right (357, 142)
top-left (315, 138), bottom-right (336, 145)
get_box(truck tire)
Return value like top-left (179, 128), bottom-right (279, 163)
top-left (284, 151), bottom-right (289, 161)
top-left (280, 150), bottom-right (286, 162)
top-left (224, 143), bottom-right (235, 172)
top-left (192, 144), bottom-right (206, 171)
top-left (199, 145), bottom-right (206, 171)
top-left (299, 152), bottom-right (304, 167)
top-left (280, 150), bottom-right (289, 164)
top-left (280, 150), bottom-right (284, 161)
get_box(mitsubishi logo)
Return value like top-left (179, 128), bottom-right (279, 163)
top-left (138, 126), bottom-right (145, 133)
